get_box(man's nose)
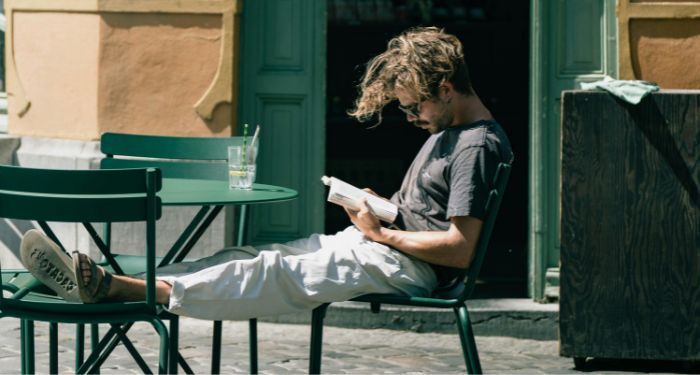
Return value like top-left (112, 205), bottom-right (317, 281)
top-left (405, 112), bottom-right (418, 121)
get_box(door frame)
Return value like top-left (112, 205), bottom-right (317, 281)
top-left (529, 0), bottom-right (618, 300)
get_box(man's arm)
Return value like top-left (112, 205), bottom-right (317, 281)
top-left (345, 199), bottom-right (483, 269)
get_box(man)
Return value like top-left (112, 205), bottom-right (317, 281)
top-left (20, 27), bottom-right (513, 320)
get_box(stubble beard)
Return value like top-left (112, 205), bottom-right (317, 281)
top-left (429, 104), bottom-right (454, 134)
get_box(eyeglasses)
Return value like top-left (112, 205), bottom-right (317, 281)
top-left (398, 101), bottom-right (421, 117)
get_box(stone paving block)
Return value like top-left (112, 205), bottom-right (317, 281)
top-left (0, 316), bottom-right (686, 374)
top-left (323, 351), bottom-right (361, 360)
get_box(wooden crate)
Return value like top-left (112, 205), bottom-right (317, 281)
top-left (560, 90), bottom-right (700, 361)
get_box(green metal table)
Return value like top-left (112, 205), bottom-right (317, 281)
top-left (161, 178), bottom-right (298, 206)
top-left (157, 178), bottom-right (298, 266)
top-left (99, 178), bottom-right (298, 374)
top-left (161, 178), bottom-right (297, 374)
top-left (17, 177), bottom-right (296, 374)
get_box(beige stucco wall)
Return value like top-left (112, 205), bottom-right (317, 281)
top-left (632, 0), bottom-right (700, 2)
top-left (10, 12), bottom-right (101, 139)
top-left (630, 19), bottom-right (700, 89)
top-left (619, 1), bottom-right (700, 89)
top-left (5, 0), bottom-right (240, 140)
top-left (98, 14), bottom-right (225, 136)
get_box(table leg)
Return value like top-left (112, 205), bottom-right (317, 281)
top-left (173, 205), bottom-right (224, 263)
top-left (159, 206), bottom-right (213, 266)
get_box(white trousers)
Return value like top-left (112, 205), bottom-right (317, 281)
top-left (155, 226), bottom-right (437, 321)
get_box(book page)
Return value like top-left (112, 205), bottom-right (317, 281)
top-left (322, 176), bottom-right (398, 223)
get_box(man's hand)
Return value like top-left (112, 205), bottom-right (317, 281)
top-left (362, 188), bottom-right (392, 203)
top-left (344, 198), bottom-right (383, 241)
top-left (345, 197), bottom-right (484, 268)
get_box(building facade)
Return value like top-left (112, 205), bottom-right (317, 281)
top-left (1, 0), bottom-right (698, 300)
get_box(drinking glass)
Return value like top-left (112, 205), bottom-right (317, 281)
top-left (228, 144), bottom-right (258, 190)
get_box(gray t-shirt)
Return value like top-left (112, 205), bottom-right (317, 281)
top-left (389, 119), bottom-right (513, 284)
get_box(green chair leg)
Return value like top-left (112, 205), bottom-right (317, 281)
top-left (309, 303), bottom-right (330, 374)
top-left (249, 319), bottom-right (258, 374)
top-left (178, 352), bottom-right (195, 375)
top-left (19, 320), bottom-right (24, 374)
top-left (23, 320), bottom-right (35, 375)
top-left (49, 322), bottom-right (59, 374)
top-left (211, 320), bottom-right (222, 374)
top-left (112, 324), bottom-right (152, 373)
top-left (455, 305), bottom-right (482, 374)
top-left (148, 319), bottom-right (170, 375)
top-left (169, 317), bottom-right (179, 374)
top-left (76, 324), bottom-right (85, 370)
top-left (91, 324), bottom-right (100, 374)
top-left (78, 325), bottom-right (127, 374)
top-left (20, 320), bottom-right (27, 375)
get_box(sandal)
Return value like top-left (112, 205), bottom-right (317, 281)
top-left (20, 229), bottom-right (81, 302)
top-left (72, 251), bottom-right (112, 303)
top-left (20, 229), bottom-right (112, 303)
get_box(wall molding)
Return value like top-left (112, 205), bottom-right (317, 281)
top-left (4, 0), bottom-right (242, 123)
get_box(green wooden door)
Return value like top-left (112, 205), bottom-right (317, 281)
top-left (238, 0), bottom-right (326, 244)
top-left (529, 0), bottom-right (617, 300)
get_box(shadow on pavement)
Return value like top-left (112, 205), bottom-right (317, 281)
top-left (578, 358), bottom-right (700, 373)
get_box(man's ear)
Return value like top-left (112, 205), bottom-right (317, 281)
top-left (441, 81), bottom-right (455, 101)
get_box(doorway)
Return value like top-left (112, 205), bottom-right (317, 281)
top-left (325, 0), bottom-right (530, 298)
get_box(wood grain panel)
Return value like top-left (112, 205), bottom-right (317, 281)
top-left (560, 91), bottom-right (700, 360)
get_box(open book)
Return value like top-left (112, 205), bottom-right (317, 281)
top-left (321, 176), bottom-right (398, 223)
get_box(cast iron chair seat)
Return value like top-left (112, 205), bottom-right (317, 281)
top-left (4, 295), bottom-right (159, 316)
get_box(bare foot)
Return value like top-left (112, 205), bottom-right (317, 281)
top-left (71, 251), bottom-right (112, 303)
top-left (76, 253), bottom-right (172, 304)
top-left (78, 253), bottom-right (102, 289)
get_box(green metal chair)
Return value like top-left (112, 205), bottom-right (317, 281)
top-left (308, 162), bottom-right (511, 374)
top-left (100, 132), bottom-right (258, 374)
top-left (0, 164), bottom-right (168, 374)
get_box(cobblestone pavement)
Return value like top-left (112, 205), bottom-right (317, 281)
top-left (0, 317), bottom-right (690, 374)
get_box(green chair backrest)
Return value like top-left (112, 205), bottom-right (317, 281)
top-left (443, 162), bottom-right (511, 301)
top-left (0, 165), bottom-right (162, 222)
top-left (100, 132), bottom-right (247, 180)
top-left (0, 165), bottom-right (163, 308)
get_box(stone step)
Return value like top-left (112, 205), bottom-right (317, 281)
top-left (261, 298), bottom-right (559, 340)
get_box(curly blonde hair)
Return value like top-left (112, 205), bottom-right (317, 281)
top-left (348, 27), bottom-right (472, 124)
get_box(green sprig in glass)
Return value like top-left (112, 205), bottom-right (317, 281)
top-left (240, 123), bottom-right (249, 173)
